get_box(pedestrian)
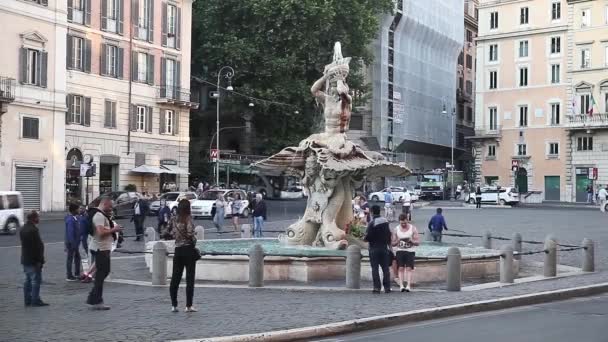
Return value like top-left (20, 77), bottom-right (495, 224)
top-left (252, 193), bottom-right (267, 238)
top-left (20, 210), bottom-right (48, 307)
top-left (392, 214), bottom-right (420, 292)
top-left (359, 196), bottom-right (371, 223)
top-left (427, 207), bottom-right (448, 242)
top-left (401, 190), bottom-right (412, 221)
top-left (587, 183), bottom-right (595, 204)
top-left (364, 205), bottom-right (392, 293)
top-left (231, 193), bottom-right (242, 232)
top-left (475, 186), bottom-right (482, 209)
top-left (169, 199), bottom-right (198, 313)
top-left (86, 196), bottom-right (123, 310)
top-left (599, 186), bottom-right (608, 212)
top-left (158, 198), bottom-right (171, 239)
top-left (132, 197), bottom-right (148, 241)
top-left (213, 193), bottom-right (226, 232)
top-left (64, 203), bottom-right (82, 281)
top-left (79, 206), bottom-right (95, 283)
top-left (456, 183), bottom-right (462, 200)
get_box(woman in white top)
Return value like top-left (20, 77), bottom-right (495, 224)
top-left (213, 194), bottom-right (225, 231)
top-left (231, 194), bottom-right (242, 232)
top-left (391, 214), bottom-right (420, 292)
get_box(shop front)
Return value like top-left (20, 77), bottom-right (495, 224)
top-left (65, 148), bottom-right (83, 205)
top-left (99, 155), bottom-right (120, 195)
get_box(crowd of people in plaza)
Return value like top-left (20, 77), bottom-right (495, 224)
top-left (586, 183), bottom-right (608, 212)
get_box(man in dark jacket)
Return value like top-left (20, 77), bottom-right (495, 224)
top-left (364, 205), bottom-right (392, 293)
top-left (20, 211), bottom-right (48, 307)
top-left (252, 193), bottom-right (267, 238)
top-left (428, 207), bottom-right (448, 242)
top-left (132, 197), bottom-right (149, 241)
top-left (65, 203), bottom-right (82, 281)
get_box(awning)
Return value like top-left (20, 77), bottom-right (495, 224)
top-left (160, 165), bottom-right (190, 175)
top-left (131, 165), bottom-right (166, 174)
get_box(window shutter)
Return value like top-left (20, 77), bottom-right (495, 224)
top-left (175, 60), bottom-right (181, 93)
top-left (66, 35), bottom-right (73, 69)
top-left (101, 0), bottom-right (108, 31)
top-left (130, 104), bottom-right (137, 131)
top-left (40, 51), bottom-right (48, 88)
top-left (147, 0), bottom-right (154, 43)
top-left (19, 47), bottom-right (27, 84)
top-left (160, 57), bottom-right (166, 91)
top-left (131, 0), bottom-right (139, 36)
top-left (85, 0), bottom-right (92, 26)
top-left (131, 52), bottom-right (138, 81)
top-left (176, 7), bottom-right (181, 50)
top-left (104, 100), bottom-right (111, 127)
top-left (83, 97), bottom-right (91, 126)
top-left (147, 54), bottom-right (154, 85)
top-left (66, 94), bottom-right (74, 124)
top-left (67, 0), bottom-right (73, 21)
top-left (112, 101), bottom-right (117, 128)
top-left (146, 106), bottom-right (153, 133)
top-left (159, 109), bottom-right (166, 134)
top-left (41, 0), bottom-right (48, 5)
top-left (174, 111), bottom-right (179, 135)
top-left (161, 2), bottom-right (167, 47)
top-left (100, 44), bottom-right (107, 76)
top-left (117, 47), bottom-right (124, 79)
top-left (84, 39), bottom-right (92, 73)
top-left (117, 0), bottom-right (124, 34)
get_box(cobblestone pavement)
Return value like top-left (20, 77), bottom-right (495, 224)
top-left (1, 207), bottom-right (607, 341)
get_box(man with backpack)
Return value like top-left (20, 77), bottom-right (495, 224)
top-left (86, 196), bottom-right (123, 310)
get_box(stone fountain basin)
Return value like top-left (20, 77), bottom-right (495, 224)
top-left (145, 239), bottom-right (514, 284)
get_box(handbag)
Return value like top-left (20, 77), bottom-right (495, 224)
top-left (192, 246), bottom-right (202, 261)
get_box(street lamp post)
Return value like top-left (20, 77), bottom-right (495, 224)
top-left (451, 108), bottom-right (455, 201)
top-left (215, 66), bottom-right (235, 186)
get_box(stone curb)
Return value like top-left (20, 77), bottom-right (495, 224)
top-left (172, 282), bottom-right (608, 342)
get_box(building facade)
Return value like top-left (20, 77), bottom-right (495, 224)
top-left (0, 0), bottom-right (67, 211)
top-left (565, 0), bottom-right (608, 202)
top-left (64, 0), bottom-right (195, 203)
top-left (370, 0), bottom-right (464, 172)
top-left (472, 0), bottom-right (569, 201)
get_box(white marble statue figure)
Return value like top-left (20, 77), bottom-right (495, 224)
top-left (253, 42), bottom-right (409, 249)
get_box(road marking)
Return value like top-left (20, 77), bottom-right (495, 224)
top-left (0, 241), bottom-right (64, 249)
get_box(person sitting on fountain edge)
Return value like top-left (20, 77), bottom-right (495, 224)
top-left (364, 205), bottom-right (392, 293)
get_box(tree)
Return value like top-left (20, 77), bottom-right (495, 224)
top-left (191, 0), bottom-right (393, 155)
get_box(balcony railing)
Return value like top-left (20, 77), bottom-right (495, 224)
top-left (0, 76), bottom-right (16, 102)
top-left (566, 113), bottom-right (608, 128)
top-left (467, 125), bottom-right (502, 140)
top-left (157, 85), bottom-right (198, 108)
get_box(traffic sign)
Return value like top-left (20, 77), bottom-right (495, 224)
top-left (511, 160), bottom-right (519, 172)
top-left (589, 167), bottom-right (598, 180)
top-left (210, 149), bottom-right (219, 162)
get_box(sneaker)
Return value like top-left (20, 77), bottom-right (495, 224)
top-left (372, 289), bottom-right (381, 294)
top-left (31, 301), bottom-right (50, 307)
top-left (405, 286), bottom-right (411, 292)
top-left (66, 276), bottom-right (77, 282)
top-left (400, 286), bottom-right (406, 293)
top-left (185, 307), bottom-right (198, 312)
top-left (384, 289), bottom-right (392, 294)
top-left (171, 306), bottom-right (179, 313)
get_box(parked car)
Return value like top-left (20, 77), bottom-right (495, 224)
top-left (89, 191), bottom-right (143, 218)
top-left (368, 187), bottom-right (419, 203)
top-left (465, 186), bottom-right (519, 206)
top-left (191, 189), bottom-right (250, 218)
top-left (0, 191), bottom-right (23, 235)
top-left (149, 192), bottom-right (197, 216)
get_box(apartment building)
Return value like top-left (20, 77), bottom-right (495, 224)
top-left (64, 0), bottom-right (195, 203)
top-left (471, 0), bottom-right (569, 201)
top-left (0, 0), bottom-right (66, 211)
top-left (565, 0), bottom-right (608, 202)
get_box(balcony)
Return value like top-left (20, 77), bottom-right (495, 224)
top-left (157, 85), bottom-right (199, 109)
top-left (566, 113), bottom-right (608, 130)
top-left (466, 125), bottom-right (502, 141)
top-left (0, 76), bottom-right (16, 114)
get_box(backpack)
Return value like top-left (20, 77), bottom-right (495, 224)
top-left (87, 208), bottom-right (114, 236)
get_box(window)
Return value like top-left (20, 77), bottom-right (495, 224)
top-left (489, 107), bottom-right (498, 130)
top-left (519, 40), bottom-right (529, 58)
top-left (71, 95), bottom-right (83, 124)
top-left (73, 37), bottom-right (83, 70)
top-left (581, 48), bottom-right (591, 69)
top-left (66, 94), bottom-right (91, 126)
top-left (26, 49), bottom-right (39, 85)
top-left (458, 52), bottom-right (463, 66)
top-left (104, 100), bottom-right (116, 128)
top-left (489, 44), bottom-right (498, 61)
top-left (137, 105), bottom-right (146, 131)
top-left (137, 52), bottom-right (148, 82)
top-left (550, 37), bottom-right (561, 54)
top-left (579, 94), bottom-right (590, 114)
top-left (102, 0), bottom-right (122, 34)
top-left (519, 106), bottom-right (528, 127)
top-left (489, 71), bottom-right (498, 89)
top-left (67, 35), bottom-right (91, 72)
top-left (577, 136), bottom-right (593, 151)
top-left (488, 145), bottom-right (496, 158)
top-left (548, 143), bottom-right (559, 156)
top-left (551, 64), bottom-right (560, 84)
top-left (466, 54), bottom-right (472, 69)
top-left (520, 7), bottom-right (529, 25)
top-left (550, 103), bottom-right (560, 125)
top-left (101, 43), bottom-right (123, 78)
top-left (466, 81), bottom-right (472, 95)
top-left (165, 4), bottom-right (178, 48)
top-left (517, 144), bottom-right (527, 156)
top-left (518, 66), bottom-right (528, 87)
top-left (69, 0), bottom-right (86, 24)
top-left (137, 0), bottom-right (153, 41)
top-left (22, 117), bottom-right (39, 139)
top-left (490, 11), bottom-right (498, 29)
top-left (20, 48), bottom-right (47, 87)
top-left (552, 1), bottom-right (561, 20)
top-left (581, 9), bottom-right (590, 27)
top-left (7, 195), bottom-right (20, 209)
top-left (466, 107), bottom-right (473, 122)
top-left (161, 57), bottom-right (181, 99)
top-left (162, 109), bottom-right (175, 134)
top-left (466, 29), bottom-right (473, 43)
top-left (106, 45), bottom-right (117, 76)
top-left (605, 46), bottom-right (608, 67)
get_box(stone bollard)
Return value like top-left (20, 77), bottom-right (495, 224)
top-left (152, 242), bottom-right (167, 285)
top-left (446, 247), bottom-right (461, 292)
top-left (145, 227), bottom-right (157, 244)
top-left (345, 245), bottom-right (362, 289)
top-left (248, 244), bottom-right (264, 287)
top-left (582, 238), bottom-right (595, 272)
top-left (195, 226), bottom-right (205, 241)
top-left (500, 245), bottom-right (515, 283)
top-left (241, 224), bottom-right (252, 239)
top-left (483, 231), bottom-right (492, 249)
top-left (543, 236), bottom-right (557, 277)
top-left (512, 233), bottom-right (522, 260)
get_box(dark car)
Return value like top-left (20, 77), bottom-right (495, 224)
top-left (89, 191), bottom-right (143, 218)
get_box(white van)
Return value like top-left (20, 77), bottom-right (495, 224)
top-left (0, 191), bottom-right (24, 234)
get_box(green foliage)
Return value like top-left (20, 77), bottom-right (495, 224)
top-left (124, 184), bottom-right (137, 192)
top-left (192, 0), bottom-right (393, 155)
top-left (347, 219), bottom-right (367, 239)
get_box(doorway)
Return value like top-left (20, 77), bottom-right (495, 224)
top-left (516, 168), bottom-right (528, 193)
top-left (99, 164), bottom-right (118, 195)
top-left (575, 168), bottom-right (591, 202)
top-left (544, 176), bottom-right (560, 201)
